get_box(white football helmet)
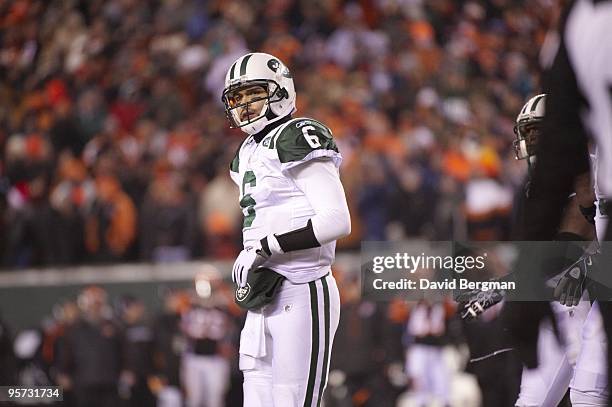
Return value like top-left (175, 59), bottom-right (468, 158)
top-left (513, 94), bottom-right (546, 164)
top-left (222, 52), bottom-right (296, 134)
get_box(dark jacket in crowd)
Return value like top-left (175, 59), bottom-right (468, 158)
top-left (0, 317), bottom-right (16, 385)
top-left (122, 320), bottom-right (154, 378)
top-left (152, 311), bottom-right (183, 387)
top-left (59, 318), bottom-right (123, 388)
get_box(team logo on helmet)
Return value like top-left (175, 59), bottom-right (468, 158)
top-left (267, 58), bottom-right (280, 71)
top-left (267, 58), bottom-right (292, 78)
top-left (235, 283), bottom-right (252, 302)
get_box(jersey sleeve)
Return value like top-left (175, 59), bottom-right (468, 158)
top-left (274, 118), bottom-right (342, 172)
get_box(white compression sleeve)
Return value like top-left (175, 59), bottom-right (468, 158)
top-left (287, 158), bottom-right (351, 245)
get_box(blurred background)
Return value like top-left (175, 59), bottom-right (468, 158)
top-left (0, 0), bottom-right (556, 405)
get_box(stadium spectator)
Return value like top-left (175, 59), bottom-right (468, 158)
top-left (44, 300), bottom-right (80, 406)
top-left (0, 0), bottom-right (554, 268)
top-left (57, 286), bottom-right (122, 407)
top-left (84, 174), bottom-right (137, 262)
top-left (152, 289), bottom-right (189, 407)
top-left (0, 310), bottom-right (16, 385)
top-left (118, 295), bottom-right (155, 407)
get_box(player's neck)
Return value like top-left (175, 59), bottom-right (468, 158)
top-left (252, 115), bottom-right (292, 143)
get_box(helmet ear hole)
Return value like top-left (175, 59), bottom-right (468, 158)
top-left (275, 88), bottom-right (289, 100)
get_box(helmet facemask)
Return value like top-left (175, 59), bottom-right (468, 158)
top-left (513, 119), bottom-right (541, 163)
top-left (222, 80), bottom-right (286, 130)
top-left (513, 94), bottom-right (545, 170)
top-left (222, 53), bottom-right (297, 135)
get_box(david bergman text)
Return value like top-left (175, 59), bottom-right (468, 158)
top-left (373, 278), bottom-right (515, 291)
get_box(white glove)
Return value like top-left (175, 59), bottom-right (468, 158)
top-left (232, 243), bottom-right (269, 288)
top-left (232, 234), bottom-right (285, 287)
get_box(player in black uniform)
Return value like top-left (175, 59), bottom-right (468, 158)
top-left (458, 93), bottom-right (597, 406)
top-left (514, 1), bottom-right (612, 403)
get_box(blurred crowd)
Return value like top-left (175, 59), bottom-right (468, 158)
top-left (0, 0), bottom-right (556, 269)
top-left (0, 269), bottom-right (524, 407)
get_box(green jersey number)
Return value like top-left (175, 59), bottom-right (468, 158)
top-left (240, 171), bottom-right (256, 228)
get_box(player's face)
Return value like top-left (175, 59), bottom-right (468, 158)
top-left (226, 85), bottom-right (268, 123)
top-left (513, 121), bottom-right (540, 160)
top-left (522, 123), bottom-right (540, 156)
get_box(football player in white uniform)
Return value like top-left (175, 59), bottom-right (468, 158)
top-left (222, 52), bottom-right (351, 407)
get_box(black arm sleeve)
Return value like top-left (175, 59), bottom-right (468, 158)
top-left (261, 219), bottom-right (321, 253)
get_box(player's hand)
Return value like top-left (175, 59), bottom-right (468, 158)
top-left (553, 254), bottom-right (590, 306)
top-left (232, 244), bottom-right (269, 287)
top-left (456, 288), bottom-right (504, 321)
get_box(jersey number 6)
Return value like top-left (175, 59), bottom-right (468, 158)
top-left (302, 125), bottom-right (321, 148)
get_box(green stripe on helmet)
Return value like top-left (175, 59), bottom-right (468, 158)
top-left (240, 54), bottom-right (253, 77)
top-left (229, 61), bottom-right (238, 80)
top-left (530, 94), bottom-right (544, 112)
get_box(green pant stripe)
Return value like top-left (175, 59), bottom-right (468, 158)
top-left (316, 277), bottom-right (331, 406)
top-left (304, 281), bottom-right (319, 407)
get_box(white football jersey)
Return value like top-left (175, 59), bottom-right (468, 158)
top-left (229, 117), bottom-right (342, 284)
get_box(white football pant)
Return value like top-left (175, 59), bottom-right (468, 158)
top-left (515, 299), bottom-right (590, 406)
top-left (239, 273), bottom-right (340, 407)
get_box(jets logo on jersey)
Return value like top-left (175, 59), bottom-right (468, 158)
top-left (236, 283), bottom-right (252, 302)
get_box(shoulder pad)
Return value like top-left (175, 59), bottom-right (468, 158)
top-left (275, 118), bottom-right (338, 164)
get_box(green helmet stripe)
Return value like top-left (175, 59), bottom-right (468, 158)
top-left (530, 94), bottom-right (544, 112)
top-left (240, 54), bottom-right (253, 76)
top-left (229, 61), bottom-right (238, 80)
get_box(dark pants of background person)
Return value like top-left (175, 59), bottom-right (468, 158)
top-left (74, 385), bottom-right (119, 407)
